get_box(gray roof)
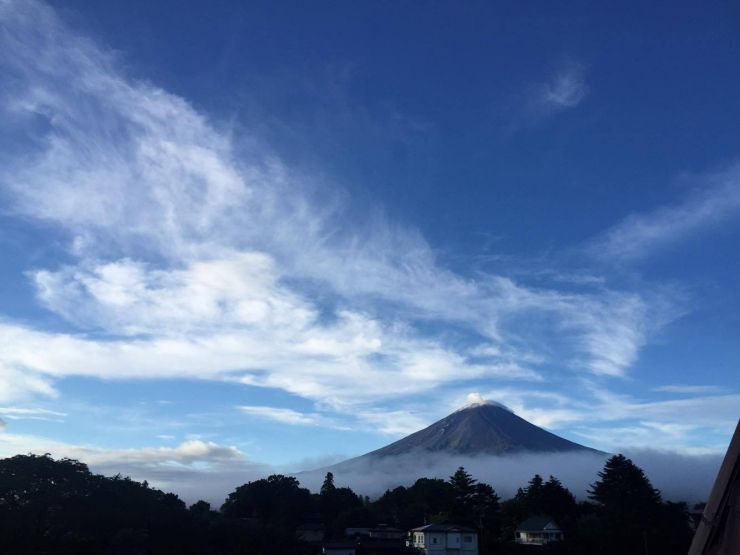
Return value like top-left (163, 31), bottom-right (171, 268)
top-left (410, 524), bottom-right (476, 533)
top-left (516, 516), bottom-right (561, 532)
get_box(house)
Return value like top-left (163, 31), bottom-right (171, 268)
top-left (515, 516), bottom-right (564, 545)
top-left (408, 524), bottom-right (478, 554)
top-left (297, 522), bottom-right (325, 543)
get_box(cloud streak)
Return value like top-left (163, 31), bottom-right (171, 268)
top-left (538, 62), bottom-right (590, 111)
top-left (589, 162), bottom-right (740, 261)
top-left (0, 0), bottom-right (693, 443)
top-left (237, 405), bottom-right (351, 430)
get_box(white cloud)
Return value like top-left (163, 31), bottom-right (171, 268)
top-left (0, 406), bottom-right (66, 421)
top-left (239, 406), bottom-right (320, 425)
top-left (33, 254), bottom-right (316, 335)
top-left (457, 383), bottom-right (738, 454)
top-left (352, 408), bottom-right (430, 436)
top-left (537, 62), bottom-right (589, 111)
top-left (237, 405), bottom-right (349, 430)
top-left (589, 162), bottom-right (740, 261)
top-left (0, 431), bottom-right (262, 504)
top-left (0, 363), bottom-right (57, 402)
top-left (298, 449), bottom-right (720, 503)
top-left (0, 1), bottom-right (682, 437)
top-left (79, 439), bottom-right (244, 466)
top-left (654, 384), bottom-right (725, 394)
top-left (466, 392), bottom-right (487, 406)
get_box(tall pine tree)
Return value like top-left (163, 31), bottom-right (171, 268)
top-left (587, 454), bottom-right (662, 555)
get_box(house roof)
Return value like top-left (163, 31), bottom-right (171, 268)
top-left (516, 516), bottom-right (561, 532)
top-left (410, 523), bottom-right (476, 533)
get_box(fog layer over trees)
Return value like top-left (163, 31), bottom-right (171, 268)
top-left (298, 448), bottom-right (721, 504)
top-left (0, 452), bottom-right (696, 554)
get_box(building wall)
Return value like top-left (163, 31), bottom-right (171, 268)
top-left (412, 531), bottom-right (478, 555)
top-left (461, 532), bottom-right (478, 552)
top-left (517, 530), bottom-right (563, 545)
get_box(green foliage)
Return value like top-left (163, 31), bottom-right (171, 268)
top-left (584, 454), bottom-right (689, 555)
top-left (0, 454), bottom-right (196, 554)
top-left (220, 474), bottom-right (314, 528)
top-left (449, 466), bottom-right (477, 500)
top-left (506, 474), bottom-right (577, 534)
top-left (447, 466), bottom-right (500, 531)
top-left (588, 454), bottom-right (662, 512)
top-left (0, 453), bottom-right (695, 555)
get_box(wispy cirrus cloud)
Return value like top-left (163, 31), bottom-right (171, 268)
top-left (463, 383), bottom-right (738, 452)
top-left (0, 406), bottom-right (66, 421)
top-left (538, 62), bottom-right (590, 111)
top-left (238, 405), bottom-right (349, 430)
top-left (654, 384), bottom-right (726, 395)
top-left (0, 0), bottom-right (679, 437)
top-left (588, 162), bottom-right (740, 261)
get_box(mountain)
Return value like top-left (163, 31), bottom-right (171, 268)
top-left (324, 401), bottom-right (601, 472)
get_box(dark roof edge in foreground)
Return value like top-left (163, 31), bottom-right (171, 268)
top-left (688, 419), bottom-right (740, 555)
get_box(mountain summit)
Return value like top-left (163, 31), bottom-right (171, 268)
top-left (313, 402), bottom-right (602, 477)
top-left (362, 402), bottom-right (599, 457)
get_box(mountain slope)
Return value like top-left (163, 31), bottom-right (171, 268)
top-left (365, 402), bottom-right (598, 457)
top-left (321, 402), bottom-right (602, 473)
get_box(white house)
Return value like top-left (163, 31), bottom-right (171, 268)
top-left (515, 516), bottom-right (564, 545)
top-left (409, 524), bottom-right (478, 554)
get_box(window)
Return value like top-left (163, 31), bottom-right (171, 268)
top-left (432, 537), bottom-right (438, 544)
top-left (464, 535), bottom-right (473, 543)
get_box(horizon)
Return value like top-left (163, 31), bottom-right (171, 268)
top-left (0, 0), bottom-right (739, 504)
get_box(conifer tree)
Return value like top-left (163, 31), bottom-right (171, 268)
top-left (587, 454), bottom-right (663, 554)
top-left (449, 466), bottom-right (477, 499)
top-left (588, 454), bottom-right (661, 514)
top-left (320, 472), bottom-right (336, 496)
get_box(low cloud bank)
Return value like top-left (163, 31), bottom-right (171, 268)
top-left (87, 457), bottom-right (270, 507)
top-left (625, 449), bottom-right (723, 503)
top-left (296, 449), bottom-right (723, 503)
top-left (12, 445), bottom-right (721, 507)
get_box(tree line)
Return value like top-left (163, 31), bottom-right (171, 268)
top-left (0, 452), bottom-right (694, 554)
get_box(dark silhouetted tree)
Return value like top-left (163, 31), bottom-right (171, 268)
top-left (589, 454), bottom-right (661, 512)
top-left (318, 472), bottom-right (361, 536)
top-left (221, 474), bottom-right (314, 530)
top-left (320, 471), bottom-right (336, 495)
top-left (587, 454), bottom-right (663, 555)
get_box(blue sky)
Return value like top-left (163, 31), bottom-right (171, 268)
top-left (0, 0), bottom-right (739, 491)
